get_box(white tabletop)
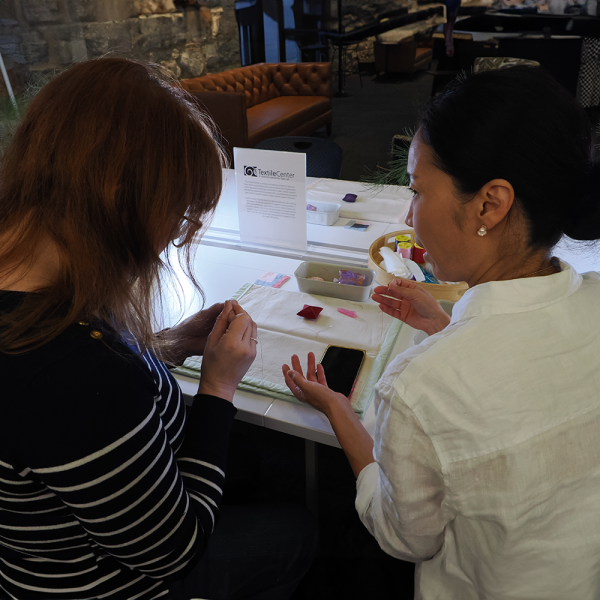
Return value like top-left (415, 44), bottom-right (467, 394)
top-left (170, 172), bottom-right (600, 448)
top-left (168, 243), bottom-right (421, 447)
top-left (203, 170), bottom-right (411, 267)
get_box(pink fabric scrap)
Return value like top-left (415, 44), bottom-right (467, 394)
top-left (272, 275), bottom-right (290, 289)
top-left (297, 304), bottom-right (323, 319)
top-left (255, 272), bottom-right (290, 288)
top-left (337, 308), bottom-right (358, 318)
top-left (259, 271), bottom-right (277, 283)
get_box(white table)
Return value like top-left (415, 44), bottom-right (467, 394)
top-left (171, 244), bottom-right (421, 437)
top-left (170, 172), bottom-right (416, 440)
top-left (203, 169), bottom-right (409, 266)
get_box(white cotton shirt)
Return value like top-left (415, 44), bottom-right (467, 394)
top-left (356, 262), bottom-right (600, 600)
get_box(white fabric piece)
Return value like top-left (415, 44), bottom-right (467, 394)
top-left (356, 262), bottom-right (600, 599)
top-left (237, 285), bottom-right (393, 395)
top-left (306, 178), bottom-right (412, 223)
top-left (378, 247), bottom-right (425, 281)
top-left (379, 246), bottom-right (412, 277)
top-left (179, 285), bottom-right (399, 415)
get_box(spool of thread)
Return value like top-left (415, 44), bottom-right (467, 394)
top-left (394, 234), bottom-right (410, 251)
top-left (396, 241), bottom-right (413, 259)
top-left (412, 243), bottom-right (426, 263)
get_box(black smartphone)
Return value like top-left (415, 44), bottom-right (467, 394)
top-left (320, 345), bottom-right (366, 397)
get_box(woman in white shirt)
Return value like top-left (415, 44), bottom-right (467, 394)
top-left (283, 66), bottom-right (600, 600)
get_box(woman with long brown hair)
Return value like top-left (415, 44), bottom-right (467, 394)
top-left (0, 57), bottom-right (315, 600)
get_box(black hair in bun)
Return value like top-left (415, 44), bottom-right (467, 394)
top-left (418, 66), bottom-right (600, 247)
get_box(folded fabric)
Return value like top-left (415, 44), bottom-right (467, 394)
top-left (306, 178), bottom-right (412, 223)
top-left (173, 284), bottom-right (403, 418)
top-left (297, 304), bottom-right (323, 319)
top-left (379, 246), bottom-right (412, 277)
top-left (379, 247), bottom-right (425, 281)
top-left (255, 271), bottom-right (290, 288)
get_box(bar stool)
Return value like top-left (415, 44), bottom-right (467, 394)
top-left (329, 39), bottom-right (364, 95)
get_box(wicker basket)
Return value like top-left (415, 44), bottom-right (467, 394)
top-left (368, 229), bottom-right (468, 302)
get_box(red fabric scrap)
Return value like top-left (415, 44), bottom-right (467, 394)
top-left (297, 304), bottom-right (323, 319)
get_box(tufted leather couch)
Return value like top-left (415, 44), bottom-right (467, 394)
top-left (180, 62), bottom-right (333, 158)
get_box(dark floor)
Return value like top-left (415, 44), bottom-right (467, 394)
top-left (322, 68), bottom-right (600, 184)
top-left (223, 69), bottom-right (429, 600)
top-left (329, 69), bottom-right (433, 182)
top-left (225, 420), bottom-right (416, 600)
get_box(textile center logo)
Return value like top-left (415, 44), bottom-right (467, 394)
top-left (244, 165), bottom-right (295, 181)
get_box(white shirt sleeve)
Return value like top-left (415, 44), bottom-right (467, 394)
top-left (355, 377), bottom-right (451, 562)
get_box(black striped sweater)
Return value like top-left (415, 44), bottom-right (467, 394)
top-left (0, 291), bottom-right (236, 599)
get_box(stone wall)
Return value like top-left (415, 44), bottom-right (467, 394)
top-left (336, 0), bottom-right (412, 66)
top-left (0, 0), bottom-right (242, 96)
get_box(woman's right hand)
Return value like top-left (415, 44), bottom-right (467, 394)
top-left (282, 352), bottom-right (348, 416)
top-left (372, 278), bottom-right (451, 335)
top-left (198, 300), bottom-right (257, 402)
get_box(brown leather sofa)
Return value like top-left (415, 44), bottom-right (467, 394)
top-left (180, 62), bottom-right (333, 157)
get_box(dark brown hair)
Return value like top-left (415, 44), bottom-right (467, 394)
top-left (0, 57), bottom-right (224, 353)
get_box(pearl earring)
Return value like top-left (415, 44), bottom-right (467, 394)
top-left (477, 225), bottom-right (488, 237)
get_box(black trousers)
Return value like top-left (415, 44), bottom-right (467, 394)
top-left (168, 503), bottom-right (318, 600)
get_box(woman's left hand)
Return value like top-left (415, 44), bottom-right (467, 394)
top-left (161, 303), bottom-right (224, 366)
top-left (283, 352), bottom-right (375, 478)
top-left (373, 278), bottom-right (450, 335)
top-left (282, 353), bottom-right (349, 416)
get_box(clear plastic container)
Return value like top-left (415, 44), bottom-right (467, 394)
top-left (294, 261), bottom-right (375, 302)
top-left (305, 201), bottom-right (341, 226)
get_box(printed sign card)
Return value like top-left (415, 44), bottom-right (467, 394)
top-left (234, 147), bottom-right (307, 251)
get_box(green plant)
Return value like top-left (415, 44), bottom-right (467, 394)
top-left (362, 130), bottom-right (413, 190)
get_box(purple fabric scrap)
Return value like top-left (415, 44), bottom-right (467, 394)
top-left (338, 270), bottom-right (365, 287)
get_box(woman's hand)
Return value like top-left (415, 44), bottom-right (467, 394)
top-left (161, 303), bottom-right (225, 366)
top-left (283, 352), bottom-right (375, 478)
top-left (282, 352), bottom-right (349, 417)
top-left (198, 300), bottom-right (257, 402)
top-left (372, 278), bottom-right (450, 335)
